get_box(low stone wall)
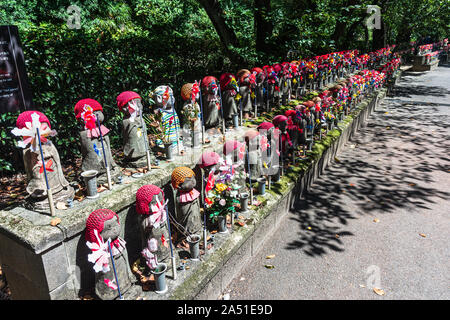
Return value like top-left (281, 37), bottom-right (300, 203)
top-left (0, 70), bottom-right (400, 300)
top-left (176, 85), bottom-right (390, 300)
top-left (411, 55), bottom-right (440, 71)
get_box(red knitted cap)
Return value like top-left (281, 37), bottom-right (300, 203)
top-left (263, 65), bottom-right (274, 74)
top-left (273, 63), bottom-right (282, 73)
top-left (251, 67), bottom-right (263, 74)
top-left (285, 110), bottom-right (296, 118)
top-left (16, 111), bottom-right (51, 130)
top-left (136, 185), bottom-right (164, 216)
top-left (223, 140), bottom-right (244, 155)
top-left (272, 115), bottom-right (288, 126)
top-left (201, 76), bottom-right (218, 89)
top-left (85, 209), bottom-right (119, 243)
top-left (74, 98), bottom-right (103, 119)
top-left (117, 91), bottom-right (141, 111)
top-left (257, 122), bottom-right (274, 131)
top-left (198, 151), bottom-right (220, 168)
top-left (219, 73), bottom-right (235, 89)
top-left (244, 129), bottom-right (260, 141)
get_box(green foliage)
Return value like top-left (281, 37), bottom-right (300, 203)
top-left (0, 0), bottom-right (448, 173)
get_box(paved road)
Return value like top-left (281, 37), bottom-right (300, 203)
top-left (224, 65), bottom-right (450, 300)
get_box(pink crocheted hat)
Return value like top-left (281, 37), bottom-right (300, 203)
top-left (272, 115), bottom-right (288, 127)
top-left (198, 151), bottom-right (220, 168)
top-left (223, 140), bottom-right (244, 155)
top-left (257, 122), bottom-right (274, 130)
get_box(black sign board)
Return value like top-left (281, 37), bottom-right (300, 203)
top-left (0, 25), bottom-right (34, 113)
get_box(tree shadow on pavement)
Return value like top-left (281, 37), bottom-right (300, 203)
top-left (285, 91), bottom-right (450, 257)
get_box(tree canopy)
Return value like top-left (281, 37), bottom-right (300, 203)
top-left (0, 0), bottom-right (448, 173)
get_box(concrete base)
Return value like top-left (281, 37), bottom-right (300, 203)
top-left (411, 55), bottom-right (439, 71)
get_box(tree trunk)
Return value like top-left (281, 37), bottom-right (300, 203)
top-left (197, 0), bottom-right (244, 64)
top-left (254, 0), bottom-right (273, 54)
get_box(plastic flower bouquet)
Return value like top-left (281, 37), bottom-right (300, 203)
top-left (205, 182), bottom-right (240, 223)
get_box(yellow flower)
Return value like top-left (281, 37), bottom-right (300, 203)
top-left (215, 183), bottom-right (228, 193)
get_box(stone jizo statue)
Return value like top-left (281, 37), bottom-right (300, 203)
top-left (151, 86), bottom-right (182, 151)
top-left (116, 91), bottom-right (151, 168)
top-left (74, 98), bottom-right (120, 184)
top-left (85, 209), bottom-right (132, 300)
top-left (11, 111), bottom-right (74, 211)
top-left (135, 184), bottom-right (171, 269)
top-left (200, 76), bottom-right (221, 129)
top-left (171, 167), bottom-right (202, 237)
top-left (219, 73), bottom-right (239, 128)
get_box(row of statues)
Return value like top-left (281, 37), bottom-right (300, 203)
top-left (9, 57), bottom-right (399, 298)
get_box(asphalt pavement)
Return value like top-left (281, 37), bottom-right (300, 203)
top-left (223, 64), bottom-right (450, 300)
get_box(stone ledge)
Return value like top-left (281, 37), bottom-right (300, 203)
top-left (0, 128), bottom-right (249, 255)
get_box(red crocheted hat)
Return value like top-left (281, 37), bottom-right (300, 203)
top-left (263, 65), bottom-right (274, 74)
top-left (74, 98), bottom-right (103, 119)
top-left (272, 115), bottom-right (288, 126)
top-left (251, 67), bottom-right (263, 74)
top-left (220, 73), bottom-right (235, 89)
top-left (85, 209), bottom-right (119, 243)
top-left (257, 122), bottom-right (274, 131)
top-left (198, 151), bottom-right (220, 168)
top-left (117, 91), bottom-right (141, 112)
top-left (16, 111), bottom-right (51, 130)
top-left (223, 140), bottom-right (244, 155)
top-left (244, 129), bottom-right (260, 142)
top-left (272, 63), bottom-right (282, 73)
top-left (285, 110), bottom-right (296, 118)
top-left (201, 76), bottom-right (218, 89)
top-left (136, 185), bottom-right (164, 216)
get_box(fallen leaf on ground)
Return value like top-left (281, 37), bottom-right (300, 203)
top-left (373, 288), bottom-right (385, 296)
top-left (56, 202), bottom-right (67, 210)
top-left (373, 218), bottom-right (380, 223)
top-left (266, 254), bottom-right (276, 259)
top-left (97, 185), bottom-right (107, 193)
top-left (50, 218), bottom-right (61, 226)
top-left (236, 221), bottom-right (246, 227)
top-left (264, 264), bottom-right (275, 269)
top-left (419, 233), bottom-right (426, 238)
top-left (334, 157), bottom-right (341, 163)
top-left (335, 234), bottom-right (340, 238)
top-left (409, 183), bottom-right (416, 186)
